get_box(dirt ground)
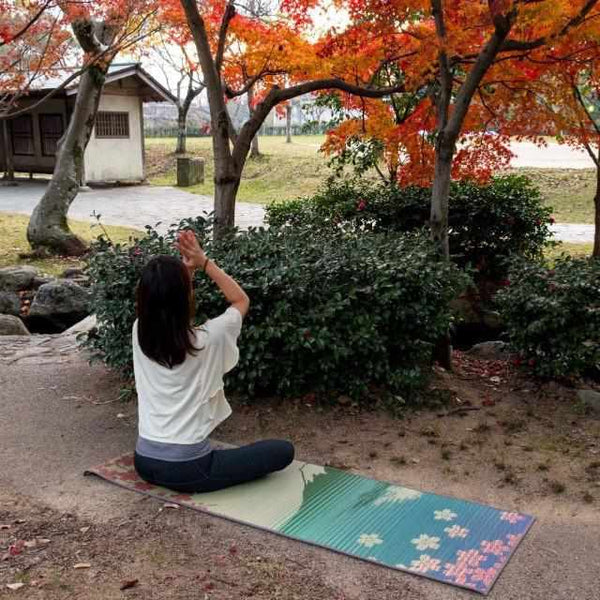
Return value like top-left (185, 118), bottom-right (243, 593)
top-left (1, 337), bottom-right (599, 599)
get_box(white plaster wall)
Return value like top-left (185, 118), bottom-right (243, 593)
top-left (84, 94), bottom-right (143, 183)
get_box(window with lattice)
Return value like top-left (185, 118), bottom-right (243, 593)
top-left (95, 111), bottom-right (130, 138)
top-left (11, 115), bottom-right (34, 155)
top-left (40, 114), bottom-right (64, 156)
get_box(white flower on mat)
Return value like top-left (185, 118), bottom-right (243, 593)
top-left (358, 533), bottom-right (384, 548)
top-left (367, 556), bottom-right (381, 562)
top-left (434, 509), bottom-right (458, 521)
top-left (411, 534), bottom-right (441, 551)
top-left (408, 554), bottom-right (441, 573)
top-left (444, 525), bottom-right (469, 539)
top-left (373, 486), bottom-right (422, 506)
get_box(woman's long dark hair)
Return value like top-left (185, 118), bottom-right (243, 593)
top-left (136, 255), bottom-right (197, 368)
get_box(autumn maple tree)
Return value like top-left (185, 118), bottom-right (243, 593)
top-left (171, 0), bottom-right (410, 238)
top-left (319, 1), bottom-right (600, 258)
top-left (494, 37), bottom-right (600, 257)
top-left (0, 1), bottom-right (74, 120)
top-left (20, 0), bottom-right (159, 255)
top-left (166, 0), bottom-right (600, 246)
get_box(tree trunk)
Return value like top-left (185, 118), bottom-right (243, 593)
top-left (27, 20), bottom-right (116, 256)
top-left (27, 65), bottom-right (108, 255)
top-left (247, 87), bottom-right (260, 158)
top-left (214, 175), bottom-right (240, 237)
top-left (285, 103), bottom-right (292, 143)
top-left (2, 121), bottom-right (14, 181)
top-left (250, 129), bottom-right (260, 157)
top-left (430, 138), bottom-right (454, 260)
top-left (595, 164), bottom-right (600, 257)
top-left (175, 106), bottom-right (188, 154)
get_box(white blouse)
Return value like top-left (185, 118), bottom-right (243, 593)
top-left (133, 306), bottom-right (243, 445)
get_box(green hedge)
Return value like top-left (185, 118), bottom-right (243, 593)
top-left (496, 256), bottom-right (600, 379)
top-left (85, 218), bottom-right (468, 402)
top-left (266, 175), bottom-right (553, 281)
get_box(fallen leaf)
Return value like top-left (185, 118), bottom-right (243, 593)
top-left (14, 519), bottom-right (26, 524)
top-left (79, 527), bottom-right (90, 534)
top-left (6, 583), bottom-right (25, 590)
top-left (410, 458), bottom-right (420, 464)
top-left (74, 563), bottom-right (91, 569)
top-left (229, 544), bottom-right (238, 556)
top-left (116, 413), bottom-right (126, 419)
top-left (161, 503), bottom-right (179, 510)
top-left (120, 579), bottom-right (138, 590)
top-left (0, 524), bottom-right (11, 530)
top-left (8, 540), bottom-right (25, 556)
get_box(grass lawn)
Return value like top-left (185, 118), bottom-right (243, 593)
top-left (147, 136), bottom-right (597, 223)
top-left (0, 213), bottom-right (138, 276)
top-left (513, 168), bottom-right (596, 224)
top-left (147, 135), bottom-right (331, 204)
top-left (544, 241), bottom-right (594, 261)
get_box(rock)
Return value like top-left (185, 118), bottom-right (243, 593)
top-left (482, 310), bottom-right (503, 330)
top-left (62, 314), bottom-right (97, 335)
top-left (0, 266), bottom-right (39, 292)
top-left (450, 297), bottom-right (479, 323)
top-left (467, 341), bottom-right (510, 359)
top-left (0, 315), bottom-right (30, 336)
top-left (0, 292), bottom-right (20, 316)
top-left (32, 275), bottom-right (54, 289)
top-left (28, 279), bottom-right (91, 332)
top-left (61, 267), bottom-right (86, 279)
top-left (60, 268), bottom-right (89, 287)
top-left (577, 389), bottom-right (600, 414)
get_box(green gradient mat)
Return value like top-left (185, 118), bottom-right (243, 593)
top-left (85, 454), bottom-right (534, 594)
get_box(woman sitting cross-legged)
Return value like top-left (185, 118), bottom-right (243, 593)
top-left (133, 229), bottom-right (294, 494)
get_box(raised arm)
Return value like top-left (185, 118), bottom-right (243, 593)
top-left (176, 230), bottom-right (250, 318)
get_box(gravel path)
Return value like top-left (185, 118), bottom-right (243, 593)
top-left (0, 180), bottom-right (594, 243)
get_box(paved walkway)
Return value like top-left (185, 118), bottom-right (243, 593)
top-left (0, 180), bottom-right (594, 243)
top-left (509, 140), bottom-right (595, 169)
top-left (0, 181), bottom-right (265, 232)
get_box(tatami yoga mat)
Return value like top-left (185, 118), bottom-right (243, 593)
top-left (85, 454), bottom-right (534, 594)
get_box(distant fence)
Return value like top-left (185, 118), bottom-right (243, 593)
top-left (144, 123), bottom-right (329, 138)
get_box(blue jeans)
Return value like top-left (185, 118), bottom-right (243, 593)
top-left (134, 439), bottom-right (294, 494)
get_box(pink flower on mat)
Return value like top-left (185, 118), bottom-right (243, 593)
top-left (481, 539), bottom-right (510, 556)
top-left (471, 567), bottom-right (497, 587)
top-left (409, 554), bottom-right (441, 573)
top-left (134, 481), bottom-right (155, 491)
top-left (444, 549), bottom-right (485, 585)
top-left (116, 471), bottom-right (142, 482)
top-left (116, 455), bottom-right (135, 467)
top-left (506, 533), bottom-right (523, 548)
top-left (97, 467), bottom-right (114, 478)
top-left (170, 494), bottom-right (193, 502)
top-left (443, 562), bottom-right (470, 586)
top-left (500, 511), bottom-right (524, 525)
